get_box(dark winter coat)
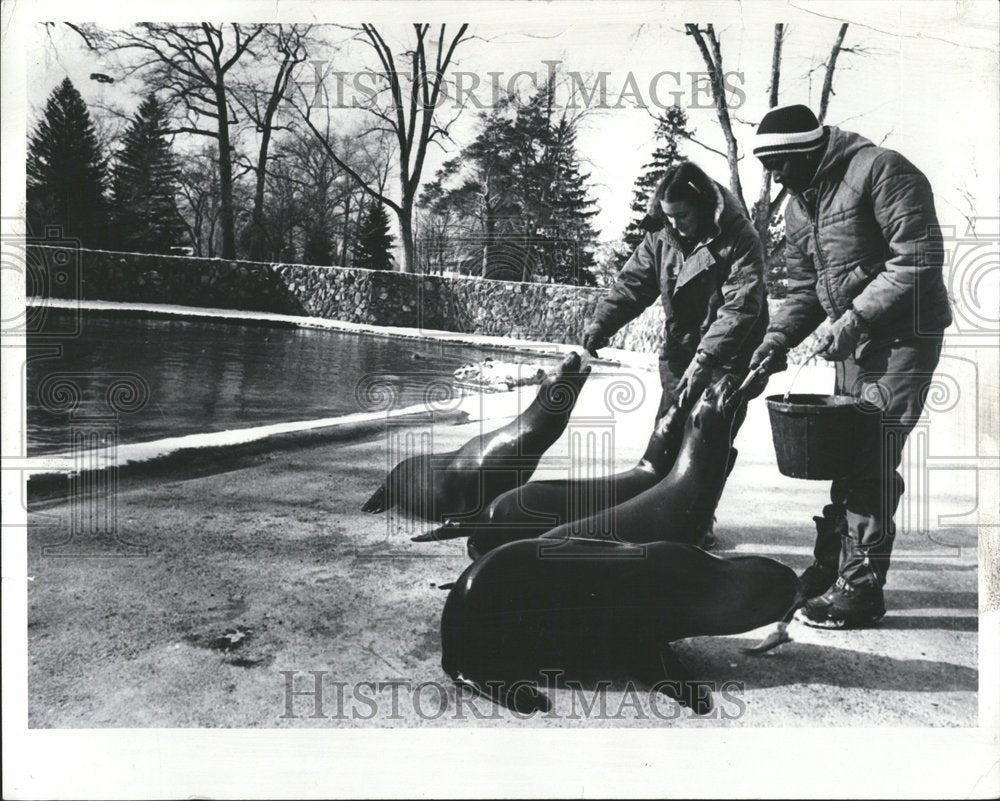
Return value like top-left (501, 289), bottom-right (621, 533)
top-left (590, 181), bottom-right (768, 371)
top-left (770, 126), bottom-right (952, 355)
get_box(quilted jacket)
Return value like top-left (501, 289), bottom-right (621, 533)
top-left (770, 126), bottom-right (952, 354)
top-left (591, 181), bottom-right (767, 370)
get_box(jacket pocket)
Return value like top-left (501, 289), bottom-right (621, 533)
top-left (854, 261), bottom-right (885, 279)
top-left (841, 261), bottom-right (883, 304)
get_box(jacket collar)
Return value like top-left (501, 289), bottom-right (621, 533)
top-left (805, 126), bottom-right (876, 191)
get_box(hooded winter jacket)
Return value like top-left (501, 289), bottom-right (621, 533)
top-left (590, 181), bottom-right (767, 370)
top-left (770, 126), bottom-right (952, 355)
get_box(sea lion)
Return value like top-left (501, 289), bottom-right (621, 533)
top-left (537, 373), bottom-right (744, 548)
top-left (412, 398), bottom-right (686, 552)
top-left (440, 537), bottom-right (799, 714)
top-left (362, 351), bottom-right (591, 523)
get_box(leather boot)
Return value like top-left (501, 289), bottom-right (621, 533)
top-left (797, 528), bottom-right (889, 628)
top-left (797, 504), bottom-right (844, 601)
top-left (797, 566), bottom-right (886, 629)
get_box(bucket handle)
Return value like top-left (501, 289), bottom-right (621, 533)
top-left (782, 342), bottom-right (829, 403)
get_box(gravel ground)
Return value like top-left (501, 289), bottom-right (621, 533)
top-left (27, 363), bottom-right (979, 728)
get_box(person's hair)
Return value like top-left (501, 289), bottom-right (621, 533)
top-left (645, 160), bottom-right (717, 229)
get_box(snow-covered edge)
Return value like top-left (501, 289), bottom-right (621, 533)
top-left (27, 297), bottom-right (658, 369)
top-left (24, 403), bottom-right (459, 477)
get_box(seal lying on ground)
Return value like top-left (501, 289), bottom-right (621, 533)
top-left (536, 373), bottom-right (744, 549)
top-left (412, 399), bottom-right (687, 551)
top-left (440, 537), bottom-right (799, 714)
top-left (362, 351), bottom-right (591, 523)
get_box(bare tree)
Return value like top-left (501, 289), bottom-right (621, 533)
top-left (752, 23), bottom-right (785, 243)
top-left (294, 23), bottom-right (472, 272)
top-left (231, 24), bottom-right (312, 260)
top-left (685, 22), bottom-right (852, 243)
top-left (176, 144), bottom-right (224, 256)
top-left (684, 24), bottom-right (749, 216)
top-left (68, 23), bottom-right (266, 259)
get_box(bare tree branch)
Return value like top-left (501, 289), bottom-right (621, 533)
top-left (684, 23), bottom-right (748, 215)
top-left (295, 23), bottom-right (471, 272)
top-left (818, 23), bottom-right (849, 123)
top-left (753, 23), bottom-right (785, 239)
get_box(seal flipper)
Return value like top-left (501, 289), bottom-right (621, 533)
top-left (362, 483), bottom-right (387, 514)
top-left (740, 621), bottom-right (793, 656)
top-left (411, 519), bottom-right (473, 542)
top-left (452, 674), bottom-right (550, 715)
top-left (651, 644), bottom-right (714, 716)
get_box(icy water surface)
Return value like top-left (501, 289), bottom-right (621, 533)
top-left (26, 310), bottom-right (563, 455)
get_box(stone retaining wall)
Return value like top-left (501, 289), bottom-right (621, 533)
top-left (27, 245), bottom-right (821, 361)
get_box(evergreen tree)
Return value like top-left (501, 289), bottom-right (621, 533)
top-left (111, 94), bottom-right (187, 253)
top-left (546, 116), bottom-right (600, 285)
top-left (352, 201), bottom-right (395, 270)
top-left (418, 83), bottom-right (602, 285)
top-left (27, 78), bottom-right (109, 247)
top-left (616, 106), bottom-right (689, 267)
top-left (302, 224), bottom-right (335, 265)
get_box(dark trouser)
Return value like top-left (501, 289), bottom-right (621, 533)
top-left (829, 335), bottom-right (944, 588)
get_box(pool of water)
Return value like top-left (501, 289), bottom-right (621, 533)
top-left (26, 310), bottom-right (564, 455)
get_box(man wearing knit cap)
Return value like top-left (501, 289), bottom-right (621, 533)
top-left (749, 103), bottom-right (952, 628)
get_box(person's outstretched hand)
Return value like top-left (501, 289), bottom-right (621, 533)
top-left (582, 324), bottom-right (610, 358)
top-left (676, 353), bottom-right (713, 408)
top-left (750, 332), bottom-right (789, 375)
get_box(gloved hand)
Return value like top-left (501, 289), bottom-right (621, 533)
top-left (676, 351), bottom-right (714, 407)
top-left (817, 308), bottom-right (869, 361)
top-left (582, 324), bottom-right (610, 357)
top-left (750, 332), bottom-right (789, 374)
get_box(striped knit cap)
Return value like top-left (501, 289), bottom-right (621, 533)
top-left (753, 104), bottom-right (825, 159)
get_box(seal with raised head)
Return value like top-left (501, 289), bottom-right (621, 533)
top-left (413, 399), bottom-right (686, 553)
top-left (440, 537), bottom-right (799, 714)
top-left (362, 351), bottom-right (591, 523)
top-left (536, 373), bottom-right (744, 548)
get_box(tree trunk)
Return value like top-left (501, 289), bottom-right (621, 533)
top-left (398, 204), bottom-right (414, 274)
top-left (249, 142), bottom-right (268, 261)
top-left (215, 84), bottom-right (237, 260)
top-left (341, 190), bottom-right (352, 266)
top-left (754, 24), bottom-right (784, 242)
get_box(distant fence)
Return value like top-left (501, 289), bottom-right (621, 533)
top-left (26, 245), bottom-right (819, 360)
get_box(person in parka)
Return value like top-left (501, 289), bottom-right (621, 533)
top-left (582, 160), bottom-right (768, 549)
top-left (583, 159), bottom-right (768, 421)
top-left (749, 104), bottom-right (952, 629)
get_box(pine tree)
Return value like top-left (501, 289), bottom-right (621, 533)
top-left (546, 116), bottom-right (600, 285)
top-left (418, 84), bottom-right (602, 285)
top-left (616, 106), bottom-right (689, 267)
top-left (302, 224), bottom-right (335, 265)
top-left (27, 78), bottom-right (109, 247)
top-left (352, 201), bottom-right (395, 271)
top-left (110, 94), bottom-right (187, 253)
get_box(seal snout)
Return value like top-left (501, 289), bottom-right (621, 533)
top-left (712, 374), bottom-right (741, 413)
top-left (562, 351), bottom-right (582, 372)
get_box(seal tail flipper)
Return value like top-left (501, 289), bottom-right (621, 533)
top-left (452, 675), bottom-right (550, 715)
top-left (740, 590), bottom-right (804, 656)
top-left (362, 483), bottom-right (387, 514)
top-left (411, 520), bottom-right (474, 542)
top-left (740, 621), bottom-right (793, 656)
